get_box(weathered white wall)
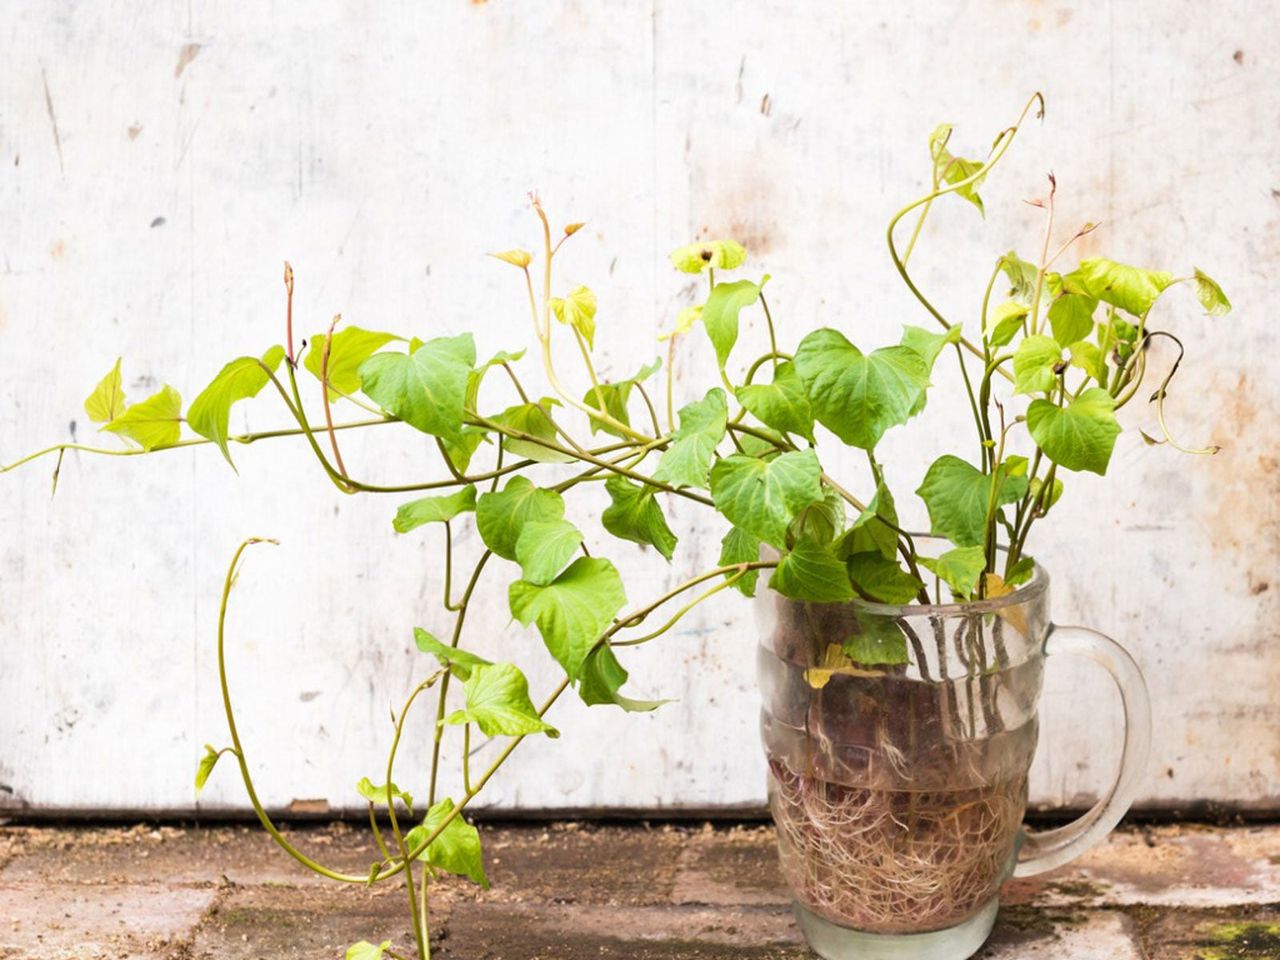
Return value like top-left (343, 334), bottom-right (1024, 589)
top-left (1, 1), bottom-right (1276, 815)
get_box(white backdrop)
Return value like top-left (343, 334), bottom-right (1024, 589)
top-left (1, 1), bottom-right (1277, 815)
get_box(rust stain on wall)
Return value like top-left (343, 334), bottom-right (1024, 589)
top-left (174, 43), bottom-right (202, 79)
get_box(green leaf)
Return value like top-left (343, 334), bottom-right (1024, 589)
top-left (356, 776), bottom-right (413, 810)
top-left (601, 475), bottom-right (677, 560)
top-left (345, 941), bottom-right (392, 960)
top-left (359, 333), bottom-right (475, 441)
top-left (393, 485), bottom-right (477, 533)
top-left (103, 384), bottom-right (182, 451)
top-left (900, 323), bottom-right (963, 372)
top-left (508, 557), bottom-right (626, 679)
top-left (846, 553), bottom-right (923, 605)
top-left (475, 476), bottom-right (565, 561)
top-left (900, 325), bottom-right (962, 414)
top-left (736, 362), bottom-right (815, 442)
top-left (578, 645), bottom-right (669, 712)
top-left (702, 278), bottom-right (763, 369)
top-left (1192, 268), bottom-right (1231, 317)
top-left (1006, 556), bottom-right (1036, 586)
top-left (582, 359), bottom-right (661, 438)
top-left (413, 627), bottom-right (491, 680)
top-left (787, 486), bottom-right (845, 546)
top-left (652, 387), bottom-right (728, 489)
top-left (550, 285), bottom-right (598, 348)
top-left (916, 455), bottom-right (1018, 547)
top-left (1048, 293), bottom-right (1096, 347)
top-left (186, 346), bottom-right (286, 465)
top-left (918, 545), bottom-right (988, 599)
top-left (195, 744), bottom-right (222, 791)
top-left (1001, 252), bottom-right (1039, 304)
top-left (303, 327), bottom-right (397, 400)
top-left (985, 301), bottom-right (1029, 348)
top-left (405, 797), bottom-right (488, 887)
top-left (446, 662), bottom-right (558, 737)
top-left (1068, 340), bottom-right (1105, 383)
top-left (1028, 475), bottom-right (1065, 513)
top-left (709, 450), bottom-right (823, 549)
top-left (1026, 388), bottom-right (1122, 475)
top-left (718, 526), bottom-right (761, 597)
top-left (1074, 258), bottom-right (1173, 317)
top-left (84, 357), bottom-right (126, 423)
top-left (466, 348), bottom-right (527, 410)
top-left (514, 518), bottom-right (583, 586)
top-left (1012, 335), bottom-right (1063, 396)
top-left (669, 239), bottom-right (747, 274)
top-left (843, 612), bottom-right (909, 665)
top-left (769, 541), bottom-right (854, 603)
top-left (793, 329), bottom-right (928, 450)
top-left (492, 398), bottom-right (573, 463)
top-left (440, 426), bottom-right (489, 475)
top-left (837, 481), bottom-right (900, 561)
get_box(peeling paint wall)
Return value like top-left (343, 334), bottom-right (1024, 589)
top-left (1, 1), bottom-right (1277, 814)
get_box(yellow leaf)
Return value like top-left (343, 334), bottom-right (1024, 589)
top-left (550, 285), bottom-right (597, 348)
top-left (563, 222), bottom-right (585, 236)
top-left (658, 305), bottom-right (702, 341)
top-left (803, 642), bottom-right (886, 689)
top-left (490, 249), bottom-right (532, 268)
top-left (668, 240), bottom-right (748, 274)
top-left (84, 357), bottom-right (127, 424)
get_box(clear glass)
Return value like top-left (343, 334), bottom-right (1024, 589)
top-left (756, 559), bottom-right (1151, 959)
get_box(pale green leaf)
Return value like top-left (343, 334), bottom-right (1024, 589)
top-left (393, 485), bottom-right (477, 533)
top-left (985, 300), bottom-right (1028, 348)
top-left (187, 346), bottom-right (286, 465)
top-left (846, 552), bottom-right (923, 605)
top-left (786, 486), bottom-right (845, 546)
top-left (1012, 334), bottom-right (1063, 396)
top-left (514, 518), bottom-right (584, 586)
top-left (793, 329), bottom-right (928, 449)
top-left (652, 387), bottom-right (728, 489)
top-left (345, 940), bottom-right (392, 960)
top-left (84, 357), bottom-right (126, 424)
top-left (1026, 388), bottom-right (1122, 475)
top-left (601, 475), bottom-right (677, 560)
top-left (550, 285), bottom-right (598, 348)
top-left (901, 323), bottom-right (963, 372)
top-left (195, 744), bottom-right (222, 791)
top-left (446, 662), bottom-right (558, 737)
top-left (837, 481), bottom-right (900, 561)
top-left (1192, 268), bottom-right (1231, 317)
top-left (359, 333), bottom-right (475, 441)
top-left (475, 476), bottom-right (565, 561)
top-left (440, 426), bottom-right (489, 474)
top-left (918, 545), bottom-right (988, 599)
top-left (718, 526), bottom-right (761, 597)
top-left (465, 348), bottom-right (527, 410)
top-left (1001, 252), bottom-right (1039, 304)
top-left (930, 125), bottom-right (987, 214)
top-left (103, 384), bottom-right (182, 451)
top-left (1068, 340), bottom-right (1105, 383)
top-left (492, 398), bottom-right (572, 463)
top-left (702, 278), bottom-right (763, 369)
top-left (669, 239), bottom-right (747, 274)
top-left (508, 556), bottom-right (626, 679)
top-left (709, 450), bottom-right (823, 549)
top-left (1074, 258), bottom-right (1173, 317)
top-left (735, 362), bottom-right (815, 442)
top-left (303, 327), bottom-right (397, 400)
top-left (582, 359), bottom-right (661, 438)
top-left (355, 776), bottom-right (413, 810)
top-left (769, 541), bottom-right (854, 603)
top-left (413, 627), bottom-right (491, 680)
top-left (405, 797), bottom-right (488, 887)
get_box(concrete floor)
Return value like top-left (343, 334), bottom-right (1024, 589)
top-left (1, 821), bottom-right (1278, 959)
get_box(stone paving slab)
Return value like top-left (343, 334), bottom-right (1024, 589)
top-left (0, 821), bottom-right (1276, 959)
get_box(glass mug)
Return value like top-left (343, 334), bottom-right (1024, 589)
top-left (756, 561), bottom-right (1151, 960)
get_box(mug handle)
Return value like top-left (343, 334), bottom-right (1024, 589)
top-left (1013, 624), bottom-right (1152, 878)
